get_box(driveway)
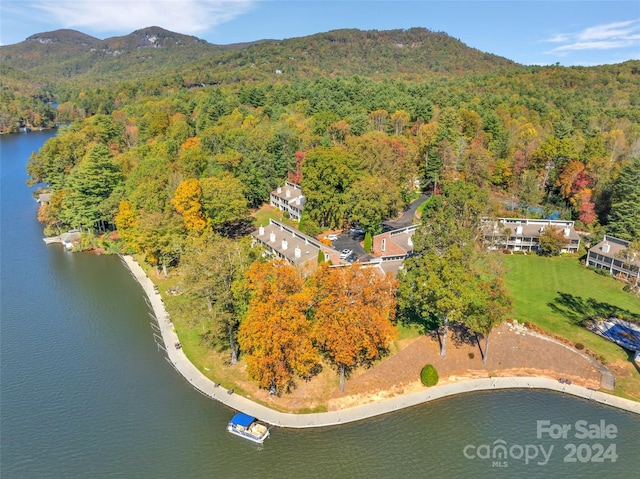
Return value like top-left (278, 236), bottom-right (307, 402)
top-left (323, 194), bottom-right (429, 261)
top-left (383, 193), bottom-right (429, 231)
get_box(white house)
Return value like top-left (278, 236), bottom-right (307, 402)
top-left (269, 182), bottom-right (305, 221)
top-left (587, 235), bottom-right (639, 282)
top-left (482, 217), bottom-right (580, 253)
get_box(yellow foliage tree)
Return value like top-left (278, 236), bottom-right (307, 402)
top-left (115, 199), bottom-right (139, 249)
top-left (171, 179), bottom-right (208, 233)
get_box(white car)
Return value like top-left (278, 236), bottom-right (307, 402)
top-left (325, 234), bottom-right (338, 241)
top-left (340, 249), bottom-right (353, 259)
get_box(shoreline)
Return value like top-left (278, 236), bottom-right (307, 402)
top-left (120, 254), bottom-right (640, 427)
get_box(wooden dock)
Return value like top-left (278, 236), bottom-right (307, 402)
top-left (43, 236), bottom-right (61, 245)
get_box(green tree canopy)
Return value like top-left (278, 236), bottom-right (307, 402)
top-left (200, 173), bottom-right (249, 230)
top-left (606, 157), bottom-right (640, 241)
top-left (301, 146), bottom-right (363, 228)
top-left (398, 181), bottom-right (493, 357)
top-left (61, 144), bottom-right (123, 230)
top-left (181, 233), bottom-right (256, 364)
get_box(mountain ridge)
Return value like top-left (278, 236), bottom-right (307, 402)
top-left (1, 25), bottom-right (520, 83)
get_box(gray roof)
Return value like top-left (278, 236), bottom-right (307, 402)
top-left (60, 230), bottom-right (82, 244)
top-left (482, 217), bottom-right (580, 242)
top-left (270, 182), bottom-right (304, 203)
top-left (372, 225), bottom-right (416, 258)
top-left (252, 220), bottom-right (340, 267)
top-left (589, 235), bottom-right (640, 266)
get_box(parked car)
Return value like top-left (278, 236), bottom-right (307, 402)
top-left (350, 227), bottom-right (364, 235)
top-left (325, 234), bottom-right (338, 241)
top-left (340, 249), bottom-right (353, 259)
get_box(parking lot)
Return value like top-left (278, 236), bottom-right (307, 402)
top-left (321, 194), bottom-right (428, 264)
top-left (325, 230), bottom-right (370, 263)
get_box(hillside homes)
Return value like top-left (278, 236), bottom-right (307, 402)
top-left (587, 235), bottom-right (640, 283)
top-left (481, 218), bottom-right (580, 254)
top-left (270, 182), bottom-right (305, 221)
top-left (252, 213), bottom-right (586, 278)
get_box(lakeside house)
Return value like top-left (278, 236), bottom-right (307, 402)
top-left (587, 235), bottom-right (640, 283)
top-left (269, 182), bottom-right (305, 221)
top-left (251, 219), bottom-right (340, 274)
top-left (251, 220), bottom-right (410, 277)
top-left (372, 225), bottom-right (417, 259)
top-left (252, 216), bottom-right (585, 278)
top-left (60, 230), bottom-right (82, 250)
top-left (481, 217), bottom-right (580, 254)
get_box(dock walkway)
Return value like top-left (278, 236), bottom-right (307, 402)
top-left (120, 255), bottom-right (640, 427)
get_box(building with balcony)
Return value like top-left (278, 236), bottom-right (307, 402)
top-left (269, 182), bottom-right (305, 221)
top-left (482, 217), bottom-right (580, 253)
top-left (587, 235), bottom-right (639, 282)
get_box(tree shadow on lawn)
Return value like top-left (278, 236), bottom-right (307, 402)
top-left (214, 218), bottom-right (255, 239)
top-left (627, 350), bottom-right (640, 376)
top-left (547, 291), bottom-right (640, 327)
top-left (400, 310), bottom-right (479, 350)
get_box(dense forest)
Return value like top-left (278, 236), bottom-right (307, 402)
top-left (22, 59), bottom-right (640, 243)
top-left (3, 26), bottom-right (640, 391)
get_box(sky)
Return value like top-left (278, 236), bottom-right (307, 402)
top-left (1, 1), bottom-right (639, 66)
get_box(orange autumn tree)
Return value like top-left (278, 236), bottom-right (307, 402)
top-left (238, 261), bottom-right (319, 394)
top-left (311, 264), bottom-right (398, 392)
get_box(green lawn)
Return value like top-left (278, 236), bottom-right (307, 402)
top-left (143, 251), bottom-right (640, 403)
top-left (252, 206), bottom-right (298, 228)
top-left (503, 254), bottom-right (640, 399)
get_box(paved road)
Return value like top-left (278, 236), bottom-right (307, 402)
top-left (121, 255), bottom-right (640, 428)
top-left (384, 193), bottom-right (429, 231)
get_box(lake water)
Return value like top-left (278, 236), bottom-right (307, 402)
top-left (1, 130), bottom-right (639, 478)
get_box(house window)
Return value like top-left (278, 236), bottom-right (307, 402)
top-left (381, 238), bottom-right (386, 252)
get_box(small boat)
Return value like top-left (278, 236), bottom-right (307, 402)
top-left (227, 413), bottom-right (270, 444)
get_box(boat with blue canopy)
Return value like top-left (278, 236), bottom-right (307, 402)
top-left (227, 413), bottom-right (270, 443)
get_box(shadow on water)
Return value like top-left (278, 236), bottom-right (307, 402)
top-left (547, 291), bottom-right (640, 326)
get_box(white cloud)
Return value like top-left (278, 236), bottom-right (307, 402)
top-left (551, 40), bottom-right (635, 52)
top-left (30, 0), bottom-right (256, 36)
top-left (545, 19), bottom-right (640, 55)
top-left (577, 20), bottom-right (637, 41)
top-left (547, 33), bottom-right (570, 43)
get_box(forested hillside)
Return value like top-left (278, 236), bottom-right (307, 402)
top-left (1, 27), bottom-right (521, 131)
top-left (27, 61), bottom-right (640, 248)
top-left (4, 25), bottom-right (640, 252)
top-left (8, 25), bottom-right (640, 393)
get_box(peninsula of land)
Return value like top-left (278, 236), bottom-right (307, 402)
top-left (121, 255), bottom-right (640, 426)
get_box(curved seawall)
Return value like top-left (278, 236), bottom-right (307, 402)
top-left (120, 255), bottom-right (640, 427)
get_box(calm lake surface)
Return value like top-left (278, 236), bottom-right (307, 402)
top-left (1, 130), bottom-right (639, 478)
